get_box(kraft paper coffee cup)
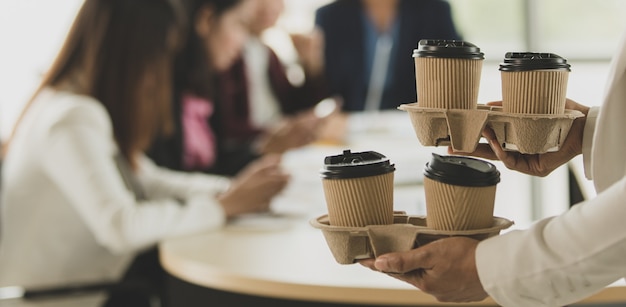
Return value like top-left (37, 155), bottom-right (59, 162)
top-left (423, 153), bottom-right (500, 231)
top-left (500, 52), bottom-right (571, 114)
top-left (413, 39), bottom-right (484, 109)
top-left (320, 150), bottom-right (395, 227)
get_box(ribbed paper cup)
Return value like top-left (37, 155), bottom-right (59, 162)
top-left (500, 52), bottom-right (571, 114)
top-left (424, 177), bottom-right (496, 230)
top-left (320, 150), bottom-right (396, 227)
top-left (413, 40), bottom-right (484, 109)
top-left (423, 154), bottom-right (500, 231)
top-left (415, 57), bottom-right (483, 109)
top-left (322, 172), bottom-right (394, 227)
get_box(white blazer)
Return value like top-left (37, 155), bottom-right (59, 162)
top-left (0, 89), bottom-right (231, 305)
top-left (476, 31), bottom-right (626, 306)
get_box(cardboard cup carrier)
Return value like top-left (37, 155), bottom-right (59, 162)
top-left (402, 41), bottom-right (584, 154)
top-left (313, 150), bottom-right (512, 265)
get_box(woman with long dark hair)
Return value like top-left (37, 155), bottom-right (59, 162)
top-left (0, 0), bottom-right (288, 306)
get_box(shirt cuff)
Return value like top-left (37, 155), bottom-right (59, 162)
top-left (582, 107), bottom-right (600, 180)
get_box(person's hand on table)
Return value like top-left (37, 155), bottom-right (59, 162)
top-left (359, 237), bottom-right (488, 303)
top-left (450, 98), bottom-right (590, 177)
top-left (255, 110), bottom-right (323, 154)
top-left (218, 154), bottom-right (290, 218)
top-left (311, 98), bottom-right (347, 146)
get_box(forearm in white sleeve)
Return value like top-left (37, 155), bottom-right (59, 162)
top-left (136, 154), bottom-right (231, 200)
top-left (42, 104), bottom-right (227, 254)
top-left (475, 177), bottom-right (626, 307)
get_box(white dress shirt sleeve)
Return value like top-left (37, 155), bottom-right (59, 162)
top-left (476, 177), bottom-right (626, 307)
top-left (40, 102), bottom-right (227, 255)
top-left (136, 154), bottom-right (231, 200)
top-left (582, 106), bottom-right (600, 180)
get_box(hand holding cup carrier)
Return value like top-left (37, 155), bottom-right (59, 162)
top-left (311, 150), bottom-right (513, 265)
top-left (310, 40), bottom-right (582, 264)
top-left (399, 39), bottom-right (585, 154)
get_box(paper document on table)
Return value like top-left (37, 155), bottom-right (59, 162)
top-left (226, 212), bottom-right (298, 232)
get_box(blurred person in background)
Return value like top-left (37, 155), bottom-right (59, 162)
top-left (149, 0), bottom-right (255, 176)
top-left (315, 0), bottom-right (462, 112)
top-left (210, 0), bottom-right (332, 176)
top-left (150, 0), bottom-right (332, 178)
top-left (0, 0), bottom-right (288, 306)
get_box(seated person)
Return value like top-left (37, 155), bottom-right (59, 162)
top-left (211, 0), bottom-right (331, 176)
top-left (0, 0), bottom-right (288, 306)
top-left (315, 0), bottom-right (462, 112)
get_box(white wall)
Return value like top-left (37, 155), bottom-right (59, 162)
top-left (0, 0), bottom-right (84, 141)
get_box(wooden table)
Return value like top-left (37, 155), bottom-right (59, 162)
top-left (159, 111), bottom-right (625, 306)
top-left (159, 188), bottom-right (626, 306)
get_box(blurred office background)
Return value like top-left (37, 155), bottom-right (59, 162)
top-left (1, 0), bottom-right (626, 208)
top-left (2, 0), bottom-right (626, 137)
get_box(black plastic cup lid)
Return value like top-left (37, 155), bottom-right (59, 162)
top-left (424, 153), bottom-right (500, 187)
top-left (320, 150), bottom-right (395, 179)
top-left (499, 52), bottom-right (571, 72)
top-left (413, 39), bottom-right (484, 59)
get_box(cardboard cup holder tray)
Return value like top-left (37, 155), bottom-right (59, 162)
top-left (310, 211), bottom-right (514, 265)
top-left (398, 103), bottom-right (585, 154)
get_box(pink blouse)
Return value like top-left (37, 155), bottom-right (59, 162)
top-left (181, 92), bottom-right (215, 170)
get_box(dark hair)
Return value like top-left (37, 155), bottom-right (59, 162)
top-left (175, 0), bottom-right (243, 99)
top-left (6, 0), bottom-right (184, 167)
